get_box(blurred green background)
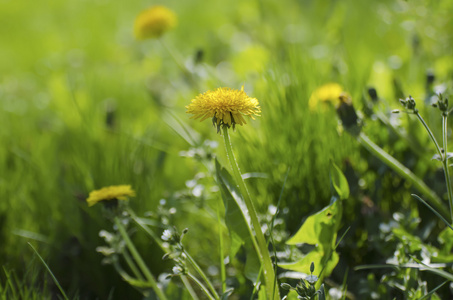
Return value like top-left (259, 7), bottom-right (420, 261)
top-left (2, 0), bottom-right (453, 298)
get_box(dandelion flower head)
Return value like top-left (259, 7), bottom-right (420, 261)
top-left (186, 87), bottom-right (261, 132)
top-left (86, 185), bottom-right (136, 207)
top-left (134, 5), bottom-right (177, 40)
top-left (309, 83), bottom-right (343, 111)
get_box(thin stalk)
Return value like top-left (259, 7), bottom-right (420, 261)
top-left (358, 132), bottom-right (446, 214)
top-left (28, 243), bottom-right (69, 300)
top-left (442, 114), bottom-right (453, 222)
top-left (181, 275), bottom-right (200, 300)
top-left (114, 217), bottom-right (168, 300)
top-left (216, 206), bottom-right (227, 293)
top-left (122, 248), bottom-right (145, 281)
top-left (128, 209), bottom-right (166, 252)
top-left (184, 250), bottom-right (220, 300)
top-left (415, 112), bottom-right (443, 158)
top-left (158, 39), bottom-right (198, 88)
top-left (112, 260), bottom-right (150, 288)
top-left (222, 127), bottom-right (279, 300)
top-left (186, 273), bottom-right (216, 300)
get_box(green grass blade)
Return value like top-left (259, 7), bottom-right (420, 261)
top-left (412, 194), bottom-right (453, 231)
top-left (28, 242), bottom-right (69, 300)
top-left (419, 281), bottom-right (447, 300)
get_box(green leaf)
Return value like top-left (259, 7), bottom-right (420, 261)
top-left (283, 290), bottom-right (299, 300)
top-left (281, 198), bottom-right (342, 280)
top-left (419, 281), bottom-right (447, 300)
top-left (317, 284), bottom-right (326, 300)
top-left (215, 159), bottom-right (260, 282)
top-left (330, 161), bottom-right (349, 200)
top-left (438, 227), bottom-right (453, 253)
top-left (405, 257), bottom-right (453, 282)
top-left (286, 200), bottom-right (341, 246)
top-left (162, 110), bottom-right (200, 146)
top-left (279, 248), bottom-right (339, 277)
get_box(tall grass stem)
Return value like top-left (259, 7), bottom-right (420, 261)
top-left (28, 243), bottom-right (69, 300)
top-left (217, 206), bottom-right (227, 293)
top-left (184, 250), bottom-right (220, 300)
top-left (122, 248), bottom-right (145, 281)
top-left (441, 114), bottom-right (453, 222)
top-left (114, 217), bottom-right (168, 300)
top-left (181, 275), bottom-right (200, 300)
top-left (358, 132), bottom-right (445, 214)
top-left (187, 273), bottom-right (216, 300)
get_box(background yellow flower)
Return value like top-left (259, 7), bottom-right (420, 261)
top-left (86, 185), bottom-right (136, 207)
top-left (308, 83), bottom-right (344, 110)
top-left (134, 5), bottom-right (177, 40)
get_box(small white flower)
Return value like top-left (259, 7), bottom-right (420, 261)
top-left (161, 229), bottom-right (173, 241)
top-left (172, 265), bottom-right (183, 275)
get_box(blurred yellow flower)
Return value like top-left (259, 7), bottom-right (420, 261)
top-left (309, 83), bottom-right (343, 110)
top-left (86, 185), bottom-right (136, 207)
top-left (186, 87), bottom-right (261, 131)
top-left (134, 5), bottom-right (177, 40)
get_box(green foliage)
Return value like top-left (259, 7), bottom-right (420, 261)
top-left (280, 163), bottom-right (347, 279)
top-left (330, 161), bottom-right (350, 200)
top-left (215, 159), bottom-right (260, 282)
top-left (280, 195), bottom-right (342, 278)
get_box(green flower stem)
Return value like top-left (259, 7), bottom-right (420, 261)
top-left (415, 112), bottom-right (443, 158)
top-left (414, 111), bottom-right (453, 222)
top-left (186, 273), bottom-right (216, 300)
top-left (442, 114), bottom-right (453, 222)
top-left (358, 132), bottom-right (446, 214)
top-left (184, 250), bottom-right (220, 300)
top-left (181, 275), bottom-right (200, 300)
top-left (123, 248), bottom-right (145, 281)
top-left (114, 217), bottom-right (168, 300)
top-left (217, 206), bottom-right (227, 294)
top-left (222, 127), bottom-right (279, 300)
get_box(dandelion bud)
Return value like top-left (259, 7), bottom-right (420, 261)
top-left (281, 283), bottom-right (292, 290)
top-left (426, 71), bottom-right (435, 85)
top-left (367, 87), bottom-right (378, 102)
top-left (336, 93), bottom-right (361, 135)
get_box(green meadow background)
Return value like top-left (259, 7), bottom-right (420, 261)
top-left (2, 0), bottom-right (453, 298)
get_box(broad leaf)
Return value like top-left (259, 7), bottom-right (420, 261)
top-left (281, 198), bottom-right (342, 280)
top-left (286, 200), bottom-right (341, 246)
top-left (215, 159), bottom-right (260, 282)
top-left (279, 248), bottom-right (339, 277)
top-left (330, 161), bottom-right (349, 200)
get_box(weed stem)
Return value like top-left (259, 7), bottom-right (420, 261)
top-left (184, 250), bottom-right (220, 300)
top-left (442, 114), bottom-right (453, 223)
top-left (114, 217), bottom-right (168, 300)
top-left (358, 132), bottom-right (446, 215)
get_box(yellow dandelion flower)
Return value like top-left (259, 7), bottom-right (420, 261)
top-left (86, 185), bottom-right (136, 207)
top-left (186, 87), bottom-right (261, 132)
top-left (134, 5), bottom-right (177, 40)
top-left (308, 83), bottom-right (343, 110)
